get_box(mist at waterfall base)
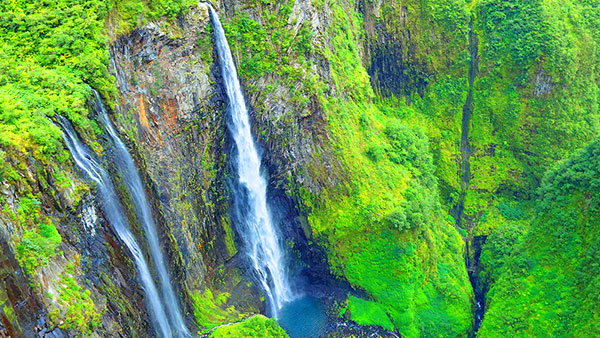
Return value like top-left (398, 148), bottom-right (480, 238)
top-left (209, 5), bottom-right (329, 337)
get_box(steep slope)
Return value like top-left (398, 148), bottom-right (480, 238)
top-left (208, 1), bottom-right (474, 336)
top-left (108, 0), bottom-right (474, 336)
top-left (360, 0), bottom-right (600, 234)
top-left (0, 1), bottom-right (159, 336)
top-left (5, 0), bottom-right (598, 337)
top-left (478, 139), bottom-right (600, 337)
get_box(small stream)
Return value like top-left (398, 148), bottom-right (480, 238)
top-left (466, 240), bottom-right (485, 335)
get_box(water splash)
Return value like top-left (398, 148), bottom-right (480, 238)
top-left (208, 4), bottom-right (294, 316)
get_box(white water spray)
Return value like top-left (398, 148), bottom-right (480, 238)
top-left (208, 5), bottom-right (294, 316)
top-left (59, 116), bottom-right (182, 338)
top-left (93, 92), bottom-right (190, 337)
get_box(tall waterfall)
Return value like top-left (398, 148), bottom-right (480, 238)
top-left (208, 5), bottom-right (293, 316)
top-left (59, 116), bottom-right (181, 338)
top-left (93, 92), bottom-right (190, 337)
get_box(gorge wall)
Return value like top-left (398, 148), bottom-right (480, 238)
top-left (0, 0), bottom-right (599, 337)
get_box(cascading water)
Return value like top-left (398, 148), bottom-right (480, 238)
top-left (93, 91), bottom-right (190, 337)
top-left (208, 5), bottom-right (293, 316)
top-left (58, 116), bottom-right (179, 338)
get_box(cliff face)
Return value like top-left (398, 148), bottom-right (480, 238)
top-left (478, 140), bottom-right (600, 337)
top-left (0, 123), bottom-right (158, 337)
top-left (0, 0), bottom-right (474, 336)
top-left (10, 0), bottom-right (598, 337)
top-left (107, 0), bottom-right (342, 331)
top-left (104, 1), bottom-right (473, 337)
top-left (109, 4), bottom-right (236, 310)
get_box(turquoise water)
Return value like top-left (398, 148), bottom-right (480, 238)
top-left (277, 296), bottom-right (328, 338)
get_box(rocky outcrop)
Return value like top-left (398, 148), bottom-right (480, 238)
top-left (0, 142), bottom-right (156, 337)
top-left (108, 1), bottom-right (346, 320)
top-left (1, 0), bottom-right (473, 336)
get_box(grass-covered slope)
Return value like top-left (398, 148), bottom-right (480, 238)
top-left (464, 0), bottom-right (600, 233)
top-left (364, 0), bottom-right (600, 239)
top-left (0, 1), bottom-right (112, 332)
top-left (478, 139), bottom-right (600, 337)
top-left (296, 2), bottom-right (473, 337)
top-left (210, 315), bottom-right (289, 338)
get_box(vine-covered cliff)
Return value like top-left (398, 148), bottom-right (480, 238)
top-left (0, 0), bottom-right (598, 337)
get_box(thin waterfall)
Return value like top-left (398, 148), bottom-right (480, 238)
top-left (93, 91), bottom-right (190, 337)
top-left (208, 5), bottom-right (294, 316)
top-left (58, 116), bottom-right (173, 338)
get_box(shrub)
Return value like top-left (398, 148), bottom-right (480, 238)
top-left (210, 315), bottom-right (288, 338)
top-left (16, 222), bottom-right (62, 272)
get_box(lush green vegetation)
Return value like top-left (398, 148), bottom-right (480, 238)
top-left (16, 221), bottom-right (62, 272)
top-left (48, 263), bottom-right (102, 334)
top-left (108, 0), bottom-right (194, 35)
top-left (2, 0), bottom-right (600, 336)
top-left (191, 288), bottom-right (243, 333)
top-left (0, 0), bottom-right (193, 335)
top-left (210, 315), bottom-right (289, 338)
top-left (478, 139), bottom-right (600, 337)
top-left (0, 0), bottom-right (108, 201)
top-left (286, 1), bottom-right (472, 337)
top-left (346, 295), bottom-right (394, 331)
top-left (464, 0), bottom-right (600, 231)
top-left (222, 0), bottom-right (316, 112)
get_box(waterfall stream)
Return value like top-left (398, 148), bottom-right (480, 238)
top-left (208, 5), bottom-right (294, 316)
top-left (59, 115), bottom-right (188, 338)
top-left (93, 91), bottom-right (190, 337)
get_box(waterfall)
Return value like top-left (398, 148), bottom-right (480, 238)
top-left (93, 91), bottom-right (190, 337)
top-left (208, 5), bottom-right (294, 316)
top-left (58, 116), bottom-right (178, 338)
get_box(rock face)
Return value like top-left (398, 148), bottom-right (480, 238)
top-left (106, 1), bottom-right (473, 336)
top-left (0, 1), bottom-right (473, 337)
top-left (0, 143), bottom-right (157, 337)
top-left (108, 0), bottom-right (344, 316)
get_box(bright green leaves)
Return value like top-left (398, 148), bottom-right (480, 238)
top-left (479, 139), bottom-right (600, 337)
top-left (210, 315), bottom-right (289, 338)
top-left (222, 1), bottom-right (312, 80)
top-left (13, 196), bottom-right (62, 272)
top-left (48, 264), bottom-right (102, 334)
top-left (16, 222), bottom-right (62, 272)
top-left (191, 288), bottom-right (242, 333)
top-left (479, 221), bottom-right (527, 286)
top-left (478, 0), bottom-right (546, 68)
top-left (347, 295), bottom-right (395, 331)
top-left (385, 186), bottom-right (436, 232)
top-left (384, 122), bottom-right (435, 180)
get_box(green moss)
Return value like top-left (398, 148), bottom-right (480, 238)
top-left (291, 2), bottom-right (473, 337)
top-left (196, 21), bottom-right (213, 65)
top-left (191, 288), bottom-right (242, 333)
top-left (48, 263), bottom-right (102, 334)
top-left (209, 315), bottom-right (289, 338)
top-left (107, 0), bottom-right (194, 36)
top-left (222, 1), bottom-right (315, 105)
top-left (456, 0), bottom-right (600, 231)
top-left (479, 139), bottom-right (600, 337)
top-left (348, 295), bottom-right (394, 331)
top-left (221, 216), bottom-right (238, 259)
top-left (16, 222), bottom-right (62, 272)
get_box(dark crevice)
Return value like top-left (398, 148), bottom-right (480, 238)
top-left (456, 22), bottom-right (478, 229)
top-left (456, 21), bottom-right (485, 337)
